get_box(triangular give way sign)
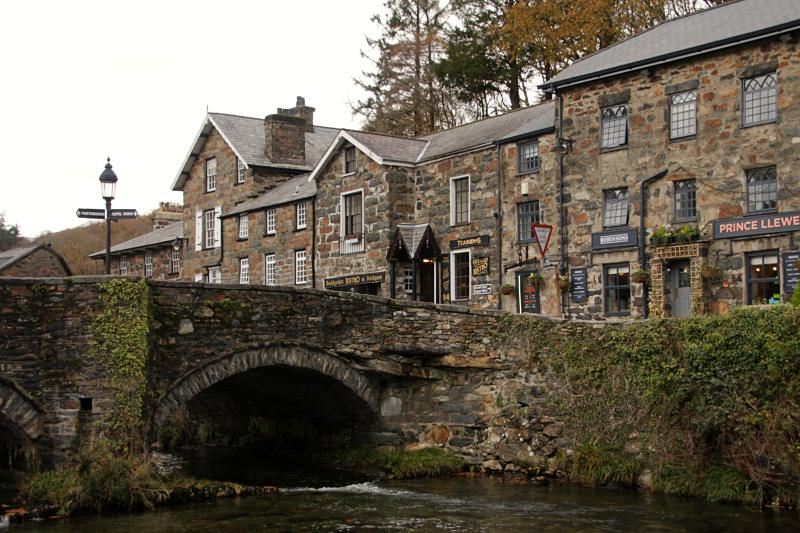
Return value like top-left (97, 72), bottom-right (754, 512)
top-left (532, 223), bottom-right (553, 258)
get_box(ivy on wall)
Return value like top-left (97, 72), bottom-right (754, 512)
top-left (88, 279), bottom-right (151, 453)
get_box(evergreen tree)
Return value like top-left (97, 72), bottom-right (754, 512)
top-left (0, 213), bottom-right (20, 252)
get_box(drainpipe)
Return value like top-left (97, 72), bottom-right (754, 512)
top-left (639, 169), bottom-right (668, 318)
top-left (311, 197), bottom-right (317, 288)
top-left (496, 141), bottom-right (504, 310)
top-left (556, 92), bottom-right (568, 319)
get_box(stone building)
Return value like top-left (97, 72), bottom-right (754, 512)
top-left (538, 0), bottom-right (800, 319)
top-left (88, 203), bottom-right (184, 280)
top-left (170, 97), bottom-right (336, 284)
top-left (0, 244), bottom-right (72, 277)
top-left (310, 102), bottom-right (559, 314)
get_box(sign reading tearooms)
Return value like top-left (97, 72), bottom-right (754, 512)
top-left (712, 211), bottom-right (800, 240)
top-left (325, 271), bottom-right (385, 289)
top-left (449, 235), bottom-right (490, 250)
top-left (591, 228), bottom-right (638, 251)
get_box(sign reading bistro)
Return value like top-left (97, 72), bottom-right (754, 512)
top-left (712, 211), bottom-right (800, 239)
top-left (325, 271), bottom-right (385, 289)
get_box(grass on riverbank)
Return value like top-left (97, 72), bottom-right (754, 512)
top-left (331, 446), bottom-right (465, 479)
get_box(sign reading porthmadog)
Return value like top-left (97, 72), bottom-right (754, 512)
top-left (471, 256), bottom-right (490, 276)
top-left (591, 228), bottom-right (638, 251)
top-left (449, 235), bottom-right (490, 250)
top-left (712, 211), bottom-right (800, 239)
top-left (571, 267), bottom-right (588, 302)
top-left (76, 208), bottom-right (106, 219)
top-left (325, 271), bottom-right (385, 289)
top-left (783, 251), bottom-right (800, 296)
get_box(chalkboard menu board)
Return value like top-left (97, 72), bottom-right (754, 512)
top-left (783, 251), bottom-right (800, 297)
top-left (516, 272), bottom-right (540, 314)
top-left (441, 260), bottom-right (450, 302)
top-left (571, 267), bottom-right (588, 302)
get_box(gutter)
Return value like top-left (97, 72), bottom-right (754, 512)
top-left (639, 169), bottom-right (669, 319)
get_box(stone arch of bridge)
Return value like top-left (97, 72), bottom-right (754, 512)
top-left (0, 378), bottom-right (45, 466)
top-left (150, 344), bottom-right (381, 435)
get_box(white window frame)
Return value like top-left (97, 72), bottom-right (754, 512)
top-left (239, 257), bottom-right (249, 285)
top-left (403, 267), bottom-right (414, 293)
top-left (295, 250), bottom-right (308, 284)
top-left (264, 253), bottom-right (277, 286)
top-left (296, 202), bottom-right (308, 230)
top-left (206, 158), bottom-right (217, 192)
top-left (265, 208), bottom-right (276, 235)
top-left (449, 249), bottom-right (472, 302)
top-left (170, 248), bottom-right (180, 274)
top-left (449, 176), bottom-right (471, 226)
top-left (343, 146), bottom-right (356, 175)
top-left (238, 214), bottom-right (249, 240)
top-left (340, 189), bottom-right (365, 254)
top-left (208, 266), bottom-right (222, 284)
top-left (144, 250), bottom-right (153, 277)
top-left (236, 157), bottom-right (246, 184)
top-left (119, 255), bottom-right (128, 276)
top-left (203, 209), bottom-right (216, 249)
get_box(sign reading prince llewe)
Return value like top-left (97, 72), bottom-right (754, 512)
top-left (712, 211), bottom-right (800, 239)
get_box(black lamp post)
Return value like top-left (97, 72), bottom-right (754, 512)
top-left (99, 158), bottom-right (118, 275)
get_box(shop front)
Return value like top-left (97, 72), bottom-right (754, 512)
top-left (324, 271), bottom-right (385, 295)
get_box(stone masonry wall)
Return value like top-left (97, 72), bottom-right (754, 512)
top-left (0, 249), bottom-right (70, 278)
top-left (559, 33), bottom-right (800, 319)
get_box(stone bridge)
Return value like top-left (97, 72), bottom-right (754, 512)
top-left (0, 277), bottom-right (578, 472)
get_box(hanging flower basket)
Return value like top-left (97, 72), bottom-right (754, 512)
top-left (650, 226), bottom-right (674, 247)
top-left (631, 269), bottom-right (650, 284)
top-left (557, 275), bottom-right (570, 291)
top-left (675, 225), bottom-right (700, 244)
top-left (702, 265), bottom-right (723, 281)
top-left (501, 284), bottom-right (514, 295)
top-left (528, 272), bottom-right (544, 285)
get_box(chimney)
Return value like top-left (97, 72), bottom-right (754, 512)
top-left (264, 97), bottom-right (314, 165)
top-left (153, 202), bottom-right (183, 230)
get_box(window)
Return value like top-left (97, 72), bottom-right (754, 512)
top-left (604, 263), bottom-right (631, 316)
top-left (239, 257), bottom-right (249, 285)
top-left (296, 202), bottom-right (307, 230)
top-left (743, 73), bottom-right (777, 126)
top-left (341, 190), bottom-right (364, 254)
top-left (517, 201), bottom-right (541, 243)
top-left (450, 176), bottom-right (470, 226)
top-left (295, 250), bottom-right (308, 284)
top-left (265, 208), bottom-right (276, 235)
top-left (203, 209), bottom-right (216, 248)
top-left (119, 255), bottom-right (128, 276)
top-left (669, 91), bottom-right (697, 139)
top-left (747, 166), bottom-right (777, 213)
top-left (674, 180), bottom-right (697, 221)
top-left (451, 251), bottom-right (471, 301)
top-left (601, 105), bottom-right (628, 149)
top-left (264, 254), bottom-right (276, 286)
top-left (206, 158), bottom-right (217, 192)
top-left (208, 267), bottom-right (221, 284)
top-left (144, 251), bottom-right (153, 277)
top-left (603, 188), bottom-right (629, 228)
top-left (170, 248), bottom-right (180, 274)
top-left (518, 141), bottom-right (540, 173)
top-left (747, 251), bottom-right (780, 305)
top-left (403, 267), bottom-right (414, 293)
top-left (236, 157), bottom-right (246, 184)
top-left (238, 215), bottom-right (249, 240)
top-left (344, 146), bottom-right (356, 174)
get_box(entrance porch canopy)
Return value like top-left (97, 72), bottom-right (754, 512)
top-left (387, 223), bottom-right (442, 262)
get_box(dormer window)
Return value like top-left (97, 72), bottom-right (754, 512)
top-left (206, 158), bottom-right (217, 192)
top-left (236, 157), bottom-right (246, 184)
top-left (344, 146), bottom-right (356, 174)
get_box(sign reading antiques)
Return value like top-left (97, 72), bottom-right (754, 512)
top-left (324, 271), bottom-right (385, 289)
top-left (471, 256), bottom-right (490, 276)
top-left (591, 228), bottom-right (638, 251)
top-left (449, 235), bottom-right (490, 250)
top-left (783, 251), bottom-right (800, 296)
top-left (712, 211), bottom-right (800, 239)
top-left (571, 267), bottom-right (588, 302)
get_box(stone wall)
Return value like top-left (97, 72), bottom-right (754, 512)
top-left (558, 33), bottom-right (800, 319)
top-left (0, 248), bottom-right (70, 278)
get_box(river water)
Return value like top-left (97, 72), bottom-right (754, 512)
top-left (13, 474), bottom-right (800, 532)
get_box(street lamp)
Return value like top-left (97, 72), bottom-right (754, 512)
top-left (99, 158), bottom-right (118, 275)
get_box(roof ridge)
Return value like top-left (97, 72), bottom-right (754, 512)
top-left (551, 0), bottom-right (749, 76)
top-left (209, 111), bottom-right (343, 132)
top-left (416, 99), bottom-right (555, 140)
top-left (345, 128), bottom-right (428, 143)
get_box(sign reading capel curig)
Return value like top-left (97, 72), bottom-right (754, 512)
top-left (712, 211), bottom-right (800, 239)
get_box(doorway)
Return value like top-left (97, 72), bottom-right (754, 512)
top-left (670, 260), bottom-right (692, 318)
top-left (419, 260), bottom-right (436, 302)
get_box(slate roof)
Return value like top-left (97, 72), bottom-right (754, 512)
top-left (345, 130), bottom-right (428, 164)
top-left (540, 0), bottom-right (800, 90)
top-left (0, 244), bottom-right (72, 275)
top-left (224, 174), bottom-right (316, 217)
top-left (172, 113), bottom-right (340, 190)
top-left (89, 222), bottom-right (184, 259)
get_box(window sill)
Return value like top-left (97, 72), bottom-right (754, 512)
top-left (237, 237), bottom-right (249, 242)
top-left (600, 146), bottom-right (628, 154)
top-left (745, 209), bottom-right (778, 216)
top-left (741, 119), bottom-right (777, 129)
top-left (602, 224), bottom-right (630, 230)
top-left (450, 222), bottom-right (471, 228)
top-left (294, 226), bottom-right (308, 232)
top-left (264, 232), bottom-right (277, 237)
top-left (673, 216), bottom-right (698, 223)
top-left (516, 169), bottom-right (540, 177)
top-left (205, 189), bottom-right (216, 194)
top-left (234, 180), bottom-right (246, 187)
top-left (341, 172), bottom-right (356, 177)
top-left (669, 135), bottom-right (696, 144)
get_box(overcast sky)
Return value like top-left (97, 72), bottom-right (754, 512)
top-left (0, 0), bottom-right (377, 238)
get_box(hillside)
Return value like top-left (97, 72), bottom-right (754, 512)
top-left (35, 214), bottom-right (159, 275)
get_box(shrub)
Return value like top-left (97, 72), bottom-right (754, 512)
top-left (331, 446), bottom-right (465, 479)
top-left (792, 285), bottom-right (800, 308)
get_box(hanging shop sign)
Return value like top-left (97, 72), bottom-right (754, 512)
top-left (783, 251), bottom-right (800, 296)
top-left (449, 235), bottom-right (490, 250)
top-left (472, 256), bottom-right (490, 276)
top-left (473, 283), bottom-right (493, 295)
top-left (712, 211), bottom-right (800, 239)
top-left (325, 271), bottom-right (385, 289)
top-left (516, 272), bottom-right (540, 314)
top-left (441, 259), bottom-right (450, 301)
top-left (532, 224), bottom-right (553, 258)
top-left (591, 228), bottom-right (638, 251)
top-left (571, 267), bottom-right (588, 302)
